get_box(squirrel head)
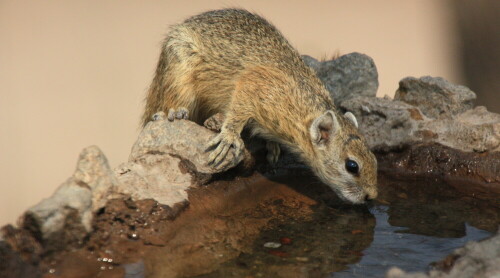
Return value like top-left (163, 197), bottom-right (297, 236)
top-left (309, 110), bottom-right (378, 204)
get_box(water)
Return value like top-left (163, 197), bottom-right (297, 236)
top-left (199, 174), bottom-right (498, 278)
top-left (334, 206), bottom-right (491, 277)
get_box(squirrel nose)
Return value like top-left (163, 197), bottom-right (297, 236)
top-left (364, 194), bottom-right (372, 202)
top-left (364, 189), bottom-right (378, 201)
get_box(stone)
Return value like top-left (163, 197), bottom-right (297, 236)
top-left (0, 241), bottom-right (41, 278)
top-left (340, 96), bottom-right (423, 149)
top-left (342, 94), bottom-right (500, 153)
top-left (395, 76), bottom-right (476, 119)
top-left (386, 230), bottom-right (500, 278)
top-left (18, 146), bottom-right (120, 249)
top-left (73, 145), bottom-right (122, 211)
top-left (302, 52), bottom-right (379, 105)
top-left (301, 55), bottom-right (322, 72)
top-left (376, 142), bottom-right (500, 204)
top-left (115, 154), bottom-right (193, 206)
top-left (10, 113), bottom-right (250, 252)
top-left (263, 242), bottom-right (282, 249)
top-left (130, 112), bottom-right (243, 174)
top-left (423, 106), bottom-right (500, 152)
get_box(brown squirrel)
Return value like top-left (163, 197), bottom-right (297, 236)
top-left (142, 9), bottom-right (377, 203)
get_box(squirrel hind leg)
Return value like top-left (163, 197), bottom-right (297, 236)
top-left (266, 141), bottom-right (281, 165)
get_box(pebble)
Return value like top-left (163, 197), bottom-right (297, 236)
top-left (280, 237), bottom-right (292, 245)
top-left (263, 242), bottom-right (281, 248)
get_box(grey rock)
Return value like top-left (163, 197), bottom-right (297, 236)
top-left (130, 112), bottom-right (243, 174)
top-left (423, 106), bottom-right (500, 152)
top-left (16, 113), bottom-right (248, 247)
top-left (115, 153), bottom-right (193, 206)
top-left (395, 76), bottom-right (476, 119)
top-left (342, 77), bottom-right (500, 153)
top-left (340, 96), bottom-right (424, 149)
top-left (302, 52), bottom-right (379, 105)
top-left (20, 146), bottom-right (119, 248)
top-left (301, 55), bottom-right (322, 72)
top-left (73, 145), bottom-right (121, 211)
top-left (386, 230), bottom-right (500, 278)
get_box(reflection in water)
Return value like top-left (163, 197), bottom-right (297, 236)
top-left (334, 206), bottom-right (491, 277)
top-left (198, 173), bottom-right (497, 277)
top-left (199, 206), bottom-right (376, 277)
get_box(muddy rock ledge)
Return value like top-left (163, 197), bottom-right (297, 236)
top-left (0, 53), bottom-right (499, 277)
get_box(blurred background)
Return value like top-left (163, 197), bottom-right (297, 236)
top-left (0, 0), bottom-right (498, 226)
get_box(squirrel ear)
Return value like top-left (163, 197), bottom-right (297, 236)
top-left (344, 112), bottom-right (358, 128)
top-left (310, 110), bottom-right (339, 144)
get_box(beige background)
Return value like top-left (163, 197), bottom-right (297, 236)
top-left (0, 0), bottom-right (461, 226)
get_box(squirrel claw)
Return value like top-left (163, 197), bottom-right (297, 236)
top-left (207, 132), bottom-right (243, 168)
top-left (167, 107), bottom-right (189, 121)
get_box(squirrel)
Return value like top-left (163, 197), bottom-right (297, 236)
top-left (142, 9), bottom-right (378, 204)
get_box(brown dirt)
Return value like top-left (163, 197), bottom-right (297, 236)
top-left (9, 172), bottom-right (317, 278)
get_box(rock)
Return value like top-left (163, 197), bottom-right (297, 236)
top-left (0, 240), bottom-right (41, 278)
top-left (263, 242), bottom-right (282, 248)
top-left (395, 76), bottom-right (476, 119)
top-left (423, 106), bottom-right (500, 152)
top-left (342, 78), bottom-right (500, 153)
top-left (73, 146), bottom-right (122, 211)
top-left (376, 142), bottom-right (500, 205)
top-left (0, 224), bottom-right (42, 264)
top-left (115, 154), bottom-right (194, 206)
top-left (19, 146), bottom-right (120, 250)
top-left (301, 55), bottom-right (322, 72)
top-left (8, 113), bottom-right (250, 253)
top-left (302, 52), bottom-right (379, 105)
top-left (386, 230), bottom-right (500, 278)
top-left (340, 96), bottom-right (423, 149)
top-left (130, 112), bottom-right (243, 174)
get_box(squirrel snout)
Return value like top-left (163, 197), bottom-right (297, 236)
top-left (364, 187), bottom-right (378, 201)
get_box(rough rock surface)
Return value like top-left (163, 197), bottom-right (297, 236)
top-left (341, 84), bottom-right (500, 153)
top-left (395, 76), bottom-right (476, 119)
top-left (302, 52), bottom-right (379, 105)
top-left (424, 106), bottom-right (500, 152)
top-left (386, 230), bottom-right (500, 278)
top-left (340, 96), bottom-right (423, 149)
top-left (130, 111), bottom-right (243, 174)
top-left (12, 114), bottom-right (247, 252)
top-left (19, 146), bottom-right (120, 250)
top-left (303, 55), bottom-right (500, 153)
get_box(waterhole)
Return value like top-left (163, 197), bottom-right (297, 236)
top-left (195, 173), bottom-right (498, 278)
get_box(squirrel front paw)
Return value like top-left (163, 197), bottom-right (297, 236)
top-left (167, 107), bottom-right (189, 121)
top-left (207, 131), bottom-right (244, 167)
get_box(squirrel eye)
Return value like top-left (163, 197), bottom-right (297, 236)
top-left (345, 159), bottom-right (359, 174)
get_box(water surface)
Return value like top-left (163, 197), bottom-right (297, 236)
top-left (198, 174), bottom-right (498, 277)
